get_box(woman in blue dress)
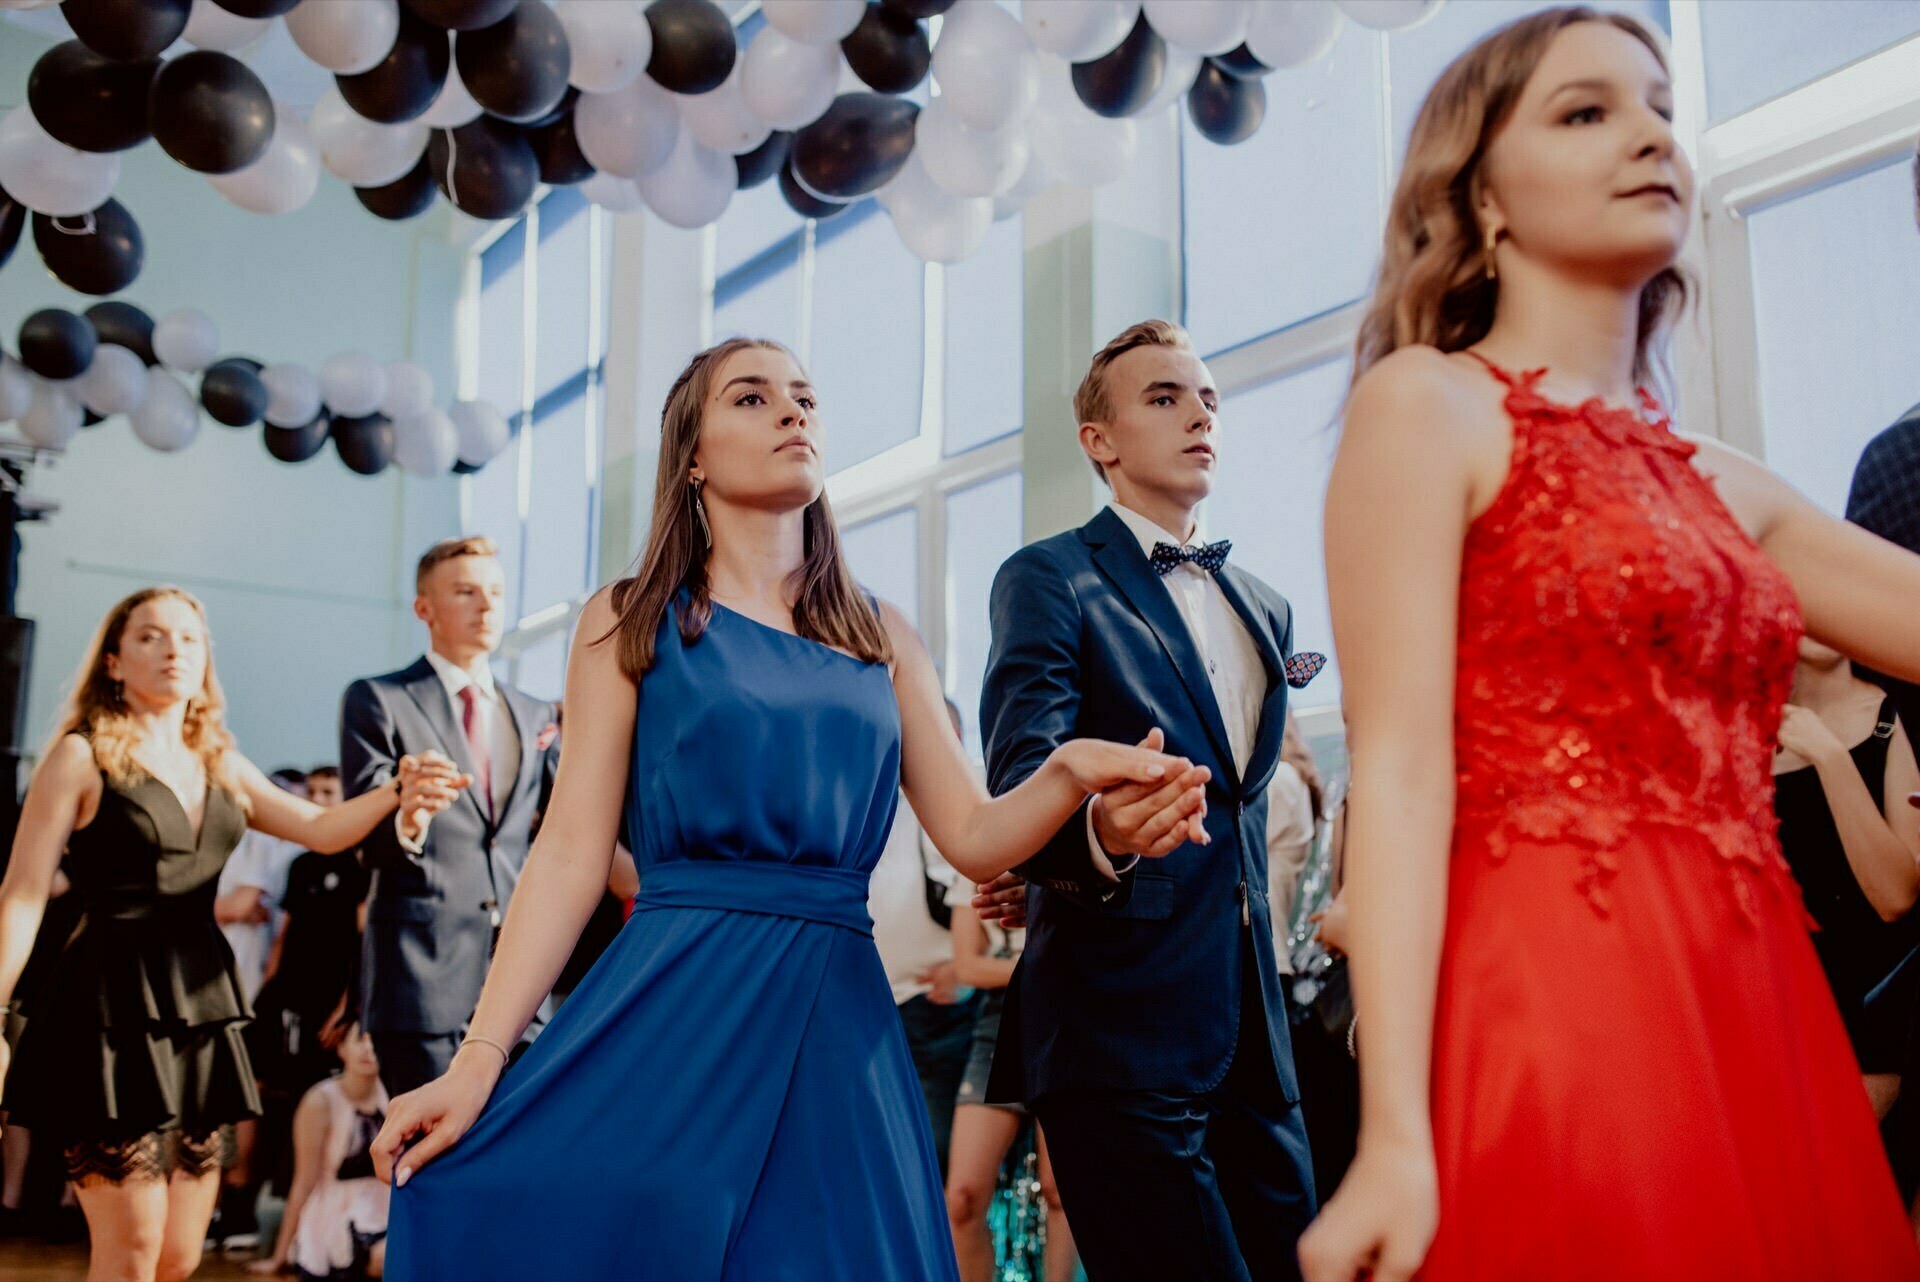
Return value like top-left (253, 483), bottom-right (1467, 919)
top-left (371, 338), bottom-right (1215, 1281)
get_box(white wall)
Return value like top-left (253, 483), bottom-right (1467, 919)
top-left (0, 30), bottom-right (465, 770)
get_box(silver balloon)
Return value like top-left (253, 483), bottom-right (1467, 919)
top-left (579, 171), bottom-right (644, 212)
top-left (555, 0), bottom-right (651, 94)
top-left (884, 152), bottom-right (991, 263)
top-left (262, 362), bottom-right (323, 427)
top-left (76, 345), bottom-right (149, 417)
top-left (678, 65), bottom-right (773, 157)
top-left (1245, 0), bottom-right (1344, 68)
top-left (635, 124), bottom-right (736, 230)
top-left (311, 86), bottom-right (430, 187)
top-left (449, 399), bottom-right (511, 466)
top-left (740, 25), bottom-right (841, 132)
top-left (382, 360), bottom-right (436, 421)
top-left (393, 407), bottom-right (459, 476)
top-left (0, 106), bottom-right (121, 218)
top-left (762, 0), bottom-right (865, 45)
top-left (153, 308), bottom-right (222, 375)
top-left (183, 0), bottom-right (272, 52)
top-left (575, 75), bottom-right (679, 178)
top-left (129, 369), bottom-right (202, 453)
top-left (1141, 0), bottom-right (1251, 56)
top-left (320, 351), bottom-right (388, 418)
top-left (209, 99), bottom-right (323, 216)
top-left (286, 0), bottom-right (402, 75)
top-left (0, 355), bottom-right (32, 423)
top-left (917, 95), bottom-right (1031, 199)
top-left (17, 379), bottom-right (81, 450)
top-left (1022, 0), bottom-right (1138, 61)
top-left (931, 1), bottom-right (1039, 132)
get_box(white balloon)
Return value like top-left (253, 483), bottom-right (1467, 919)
top-left (577, 170), bottom-right (644, 212)
top-left (1246, 0), bottom-right (1343, 68)
top-left (0, 106), bottom-right (120, 218)
top-left (740, 25), bottom-right (841, 131)
top-left (554, 0), bottom-right (651, 93)
top-left (574, 76), bottom-right (679, 178)
top-left (320, 351), bottom-right (388, 418)
top-left (763, 0), bottom-right (865, 45)
top-left (0, 356), bottom-right (31, 422)
top-left (931, 1), bottom-right (1040, 132)
top-left (1027, 57), bottom-right (1135, 188)
top-left (678, 66), bottom-right (773, 156)
top-left (129, 370), bottom-right (201, 453)
top-left (183, 0), bottom-right (272, 52)
top-left (1135, 45), bottom-right (1201, 118)
top-left (393, 408), bottom-right (460, 476)
top-left (208, 99), bottom-right (322, 215)
top-left (1023, 0), bottom-right (1138, 61)
top-left (310, 87), bottom-right (429, 186)
top-left (76, 345), bottom-right (148, 417)
top-left (421, 53), bottom-right (483, 127)
top-left (449, 400), bottom-right (511, 466)
top-left (17, 380), bottom-right (81, 450)
top-left (636, 124), bottom-right (736, 230)
top-left (261, 363), bottom-right (323, 428)
top-left (381, 360), bottom-right (435, 421)
top-left (917, 95), bottom-right (1029, 199)
top-left (1142, 0), bottom-right (1251, 55)
top-left (153, 309), bottom-right (221, 375)
top-left (286, 0), bottom-right (401, 74)
top-left (991, 145), bottom-right (1055, 219)
top-left (1336, 0), bottom-right (1441, 30)
top-left (0, 1), bottom-right (65, 9)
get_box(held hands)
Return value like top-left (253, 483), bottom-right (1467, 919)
top-left (1296, 1139), bottom-right (1440, 1282)
top-left (973, 872), bottom-right (1027, 927)
top-left (1086, 728), bottom-right (1212, 860)
top-left (1775, 704), bottom-right (1846, 767)
top-left (370, 1047), bottom-right (497, 1188)
top-left (396, 751), bottom-right (472, 844)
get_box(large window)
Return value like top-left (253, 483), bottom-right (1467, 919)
top-left (1699, 0), bottom-right (1920, 123)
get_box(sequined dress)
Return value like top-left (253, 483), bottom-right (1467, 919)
top-left (1420, 356), bottom-right (1920, 1281)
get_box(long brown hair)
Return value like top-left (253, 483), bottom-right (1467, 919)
top-left (600, 337), bottom-right (892, 678)
top-left (50, 587), bottom-right (249, 805)
top-left (1352, 7), bottom-right (1686, 385)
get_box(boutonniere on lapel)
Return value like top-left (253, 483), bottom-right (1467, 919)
top-left (535, 722), bottom-right (560, 752)
top-left (1284, 652), bottom-right (1328, 689)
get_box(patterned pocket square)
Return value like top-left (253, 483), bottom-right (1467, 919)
top-left (535, 722), bottom-right (560, 751)
top-left (1284, 652), bottom-right (1328, 689)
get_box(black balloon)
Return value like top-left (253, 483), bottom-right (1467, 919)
top-left (842, 4), bottom-right (930, 95)
top-left (1188, 60), bottom-right (1266, 146)
top-left (522, 85), bottom-right (578, 130)
top-left (791, 93), bottom-right (918, 201)
top-left (85, 300), bottom-right (156, 365)
top-left (427, 118), bottom-right (538, 220)
top-left (338, 8), bottom-right (450, 123)
top-left (403, 0), bottom-right (518, 31)
top-left (528, 109), bottom-right (594, 185)
top-left (200, 357), bottom-right (269, 427)
top-left (333, 413), bottom-right (397, 475)
top-left (82, 408), bottom-right (105, 427)
top-left (18, 310), bottom-right (96, 381)
top-left (28, 43), bottom-right (158, 153)
top-left (31, 198), bottom-right (144, 296)
top-left (0, 189), bottom-right (22, 273)
top-left (1215, 43), bottom-right (1274, 79)
top-left (735, 131), bottom-right (791, 191)
top-left (357, 156), bottom-right (440, 220)
top-left (265, 411), bottom-right (331, 463)
top-left (212, 0), bottom-right (302, 15)
top-left (148, 51), bottom-right (275, 174)
top-left (451, 458), bottom-right (481, 475)
top-left (880, 0), bottom-right (954, 16)
top-left (455, 1), bottom-right (571, 123)
top-left (1072, 13), bottom-right (1166, 118)
top-left (779, 162), bottom-right (851, 221)
top-left (62, 0), bottom-right (190, 62)
top-left (645, 0), bottom-right (736, 95)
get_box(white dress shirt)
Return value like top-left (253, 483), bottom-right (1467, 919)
top-left (397, 649), bottom-right (521, 850)
top-left (1088, 502), bottom-right (1271, 876)
top-left (217, 828), bottom-right (304, 1002)
top-left (869, 794), bottom-right (961, 1005)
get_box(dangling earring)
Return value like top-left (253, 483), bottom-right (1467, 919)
top-left (689, 478), bottom-right (711, 549)
top-left (1482, 224), bottom-right (1500, 281)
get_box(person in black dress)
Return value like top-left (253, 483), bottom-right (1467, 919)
top-left (0, 587), bottom-right (466, 1282)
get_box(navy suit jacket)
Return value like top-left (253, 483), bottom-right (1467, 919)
top-left (341, 657), bottom-right (558, 1037)
top-left (982, 507), bottom-right (1300, 1102)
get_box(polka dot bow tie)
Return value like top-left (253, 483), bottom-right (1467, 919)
top-left (1284, 652), bottom-right (1328, 689)
top-left (1150, 539), bottom-right (1232, 576)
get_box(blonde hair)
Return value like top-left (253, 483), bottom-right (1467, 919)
top-left (50, 587), bottom-right (248, 805)
top-left (1074, 319), bottom-right (1195, 482)
top-left (415, 535), bottom-right (498, 593)
top-left (1352, 7), bottom-right (1685, 385)
top-left (599, 338), bottom-right (892, 678)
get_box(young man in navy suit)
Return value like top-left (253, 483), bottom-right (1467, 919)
top-left (981, 320), bottom-right (1319, 1282)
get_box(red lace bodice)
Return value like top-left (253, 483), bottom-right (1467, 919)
top-left (1452, 357), bottom-right (1804, 917)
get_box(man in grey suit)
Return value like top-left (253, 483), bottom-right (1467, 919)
top-left (341, 536), bottom-right (560, 1096)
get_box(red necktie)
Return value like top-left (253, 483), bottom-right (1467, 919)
top-left (459, 685), bottom-right (494, 819)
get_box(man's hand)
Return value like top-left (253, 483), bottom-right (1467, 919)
top-left (1091, 728), bottom-right (1212, 859)
top-left (973, 872), bottom-right (1027, 928)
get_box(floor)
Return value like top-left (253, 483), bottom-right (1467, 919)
top-left (0, 1239), bottom-right (263, 1280)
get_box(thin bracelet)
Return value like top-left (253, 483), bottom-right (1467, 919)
top-left (1345, 1014), bottom-right (1359, 1061)
top-left (458, 1035), bottom-right (511, 1064)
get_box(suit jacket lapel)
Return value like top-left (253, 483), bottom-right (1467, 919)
top-left (1085, 509), bottom-right (1238, 780)
top-left (402, 660), bottom-right (488, 827)
top-left (1216, 566), bottom-right (1290, 791)
top-left (495, 685), bottom-right (536, 822)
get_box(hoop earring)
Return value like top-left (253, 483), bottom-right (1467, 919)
top-left (1482, 225), bottom-right (1500, 281)
top-left (689, 479), bottom-right (712, 550)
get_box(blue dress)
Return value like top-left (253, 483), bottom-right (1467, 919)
top-left (386, 599), bottom-right (960, 1282)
